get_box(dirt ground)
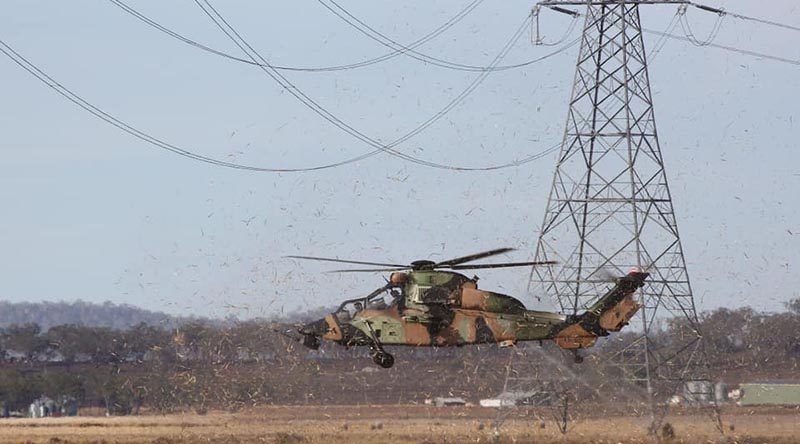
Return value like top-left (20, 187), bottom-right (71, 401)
top-left (0, 405), bottom-right (798, 444)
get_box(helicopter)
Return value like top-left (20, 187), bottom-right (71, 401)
top-left (288, 248), bottom-right (647, 368)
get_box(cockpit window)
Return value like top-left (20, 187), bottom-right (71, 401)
top-left (421, 286), bottom-right (449, 303)
top-left (334, 285), bottom-right (399, 319)
top-left (408, 285), bottom-right (427, 304)
top-left (366, 294), bottom-right (392, 310)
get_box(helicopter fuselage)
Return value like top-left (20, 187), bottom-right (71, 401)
top-left (293, 249), bottom-right (647, 368)
top-left (332, 304), bottom-right (571, 347)
top-left (301, 269), bottom-right (644, 353)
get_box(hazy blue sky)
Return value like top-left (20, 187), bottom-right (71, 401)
top-left (1, 1), bottom-right (798, 319)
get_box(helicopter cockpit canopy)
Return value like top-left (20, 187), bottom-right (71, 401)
top-left (332, 283), bottom-right (401, 321)
top-left (405, 271), bottom-right (474, 305)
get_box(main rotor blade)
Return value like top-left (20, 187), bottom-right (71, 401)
top-left (435, 247), bottom-right (515, 267)
top-left (325, 267), bottom-right (410, 273)
top-left (448, 260), bottom-right (557, 270)
top-left (285, 255), bottom-right (407, 268)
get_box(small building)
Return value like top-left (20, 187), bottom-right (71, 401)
top-left (479, 398), bottom-right (516, 408)
top-left (739, 382), bottom-right (800, 406)
top-left (480, 390), bottom-right (554, 408)
top-left (432, 397), bottom-right (466, 407)
top-left (683, 380), bottom-right (714, 404)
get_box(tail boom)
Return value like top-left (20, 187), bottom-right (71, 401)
top-left (552, 271), bottom-right (648, 350)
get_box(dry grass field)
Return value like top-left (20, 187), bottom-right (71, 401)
top-left (0, 405), bottom-right (797, 444)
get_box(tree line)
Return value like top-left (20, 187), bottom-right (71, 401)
top-left (0, 299), bottom-right (797, 415)
top-left (0, 300), bottom-right (195, 331)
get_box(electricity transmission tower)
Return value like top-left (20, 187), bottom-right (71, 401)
top-left (527, 0), bottom-right (722, 434)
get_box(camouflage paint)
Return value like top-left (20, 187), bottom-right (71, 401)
top-left (309, 271), bottom-right (647, 351)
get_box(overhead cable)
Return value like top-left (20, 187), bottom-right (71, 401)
top-left (536, 2), bottom-right (799, 67)
top-left (111, 0), bottom-right (571, 73)
top-left (108, 0), bottom-right (487, 73)
top-left (0, 37), bottom-right (561, 173)
top-left (691, 2), bottom-right (800, 33)
top-left (110, 0), bottom-right (580, 169)
top-left (679, 4), bottom-right (726, 47)
top-left (195, 0), bottom-right (570, 170)
top-left (648, 10), bottom-right (682, 62)
top-left (643, 27), bottom-right (800, 66)
top-left (317, 0), bottom-right (577, 72)
top-left (0, 39), bottom-right (375, 172)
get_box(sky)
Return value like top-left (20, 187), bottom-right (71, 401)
top-left (1, 0), bottom-right (798, 319)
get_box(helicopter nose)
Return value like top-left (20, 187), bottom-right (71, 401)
top-left (299, 317), bottom-right (329, 337)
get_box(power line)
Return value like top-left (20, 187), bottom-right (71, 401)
top-left (195, 0), bottom-right (516, 169)
top-left (318, 0), bottom-right (579, 72)
top-left (690, 2), bottom-right (800, 33)
top-left (726, 11), bottom-right (800, 33)
top-left (648, 10), bottom-right (682, 62)
top-left (111, 0), bottom-right (580, 169)
top-left (643, 27), bottom-right (800, 66)
top-left (679, 4), bottom-right (726, 47)
top-left (0, 37), bottom-right (562, 173)
top-left (108, 0), bottom-right (488, 73)
top-left (112, 0), bottom-right (575, 74)
top-left (7, 4), bottom-right (792, 174)
top-left (195, 0), bottom-right (568, 170)
top-left (539, 3), bottom-right (800, 66)
top-left (0, 39), bottom-right (374, 172)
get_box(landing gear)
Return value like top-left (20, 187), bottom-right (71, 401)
top-left (572, 350), bottom-right (584, 364)
top-left (364, 320), bottom-right (394, 368)
top-left (302, 334), bottom-right (320, 350)
top-left (372, 350), bottom-right (395, 368)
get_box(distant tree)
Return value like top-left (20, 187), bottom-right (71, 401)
top-left (121, 323), bottom-right (172, 363)
top-left (228, 320), bottom-right (284, 362)
top-left (46, 324), bottom-right (120, 364)
top-left (84, 369), bottom-right (136, 416)
top-left (174, 321), bottom-right (221, 362)
top-left (0, 328), bottom-right (7, 362)
top-left (1, 324), bottom-right (49, 362)
top-left (786, 298), bottom-right (800, 315)
top-left (39, 372), bottom-right (84, 400)
top-left (700, 307), bottom-right (756, 354)
top-left (0, 370), bottom-right (39, 411)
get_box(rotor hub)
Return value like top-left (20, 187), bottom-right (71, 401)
top-left (410, 260), bottom-right (437, 270)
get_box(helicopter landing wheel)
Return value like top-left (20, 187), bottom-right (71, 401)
top-left (372, 351), bottom-right (395, 368)
top-left (301, 334), bottom-right (320, 350)
top-left (572, 350), bottom-right (584, 364)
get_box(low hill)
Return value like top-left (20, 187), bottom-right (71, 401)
top-left (0, 300), bottom-right (192, 331)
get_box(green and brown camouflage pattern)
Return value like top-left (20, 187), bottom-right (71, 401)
top-left (302, 270), bottom-right (648, 351)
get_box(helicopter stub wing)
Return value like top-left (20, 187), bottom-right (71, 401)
top-left (297, 314), bottom-right (345, 350)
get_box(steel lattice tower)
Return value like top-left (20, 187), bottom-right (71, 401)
top-left (528, 1), bottom-right (718, 422)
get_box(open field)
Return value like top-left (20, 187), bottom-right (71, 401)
top-left (0, 405), bottom-right (798, 444)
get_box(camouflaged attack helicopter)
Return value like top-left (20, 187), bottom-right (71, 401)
top-left (289, 248), bottom-right (647, 368)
